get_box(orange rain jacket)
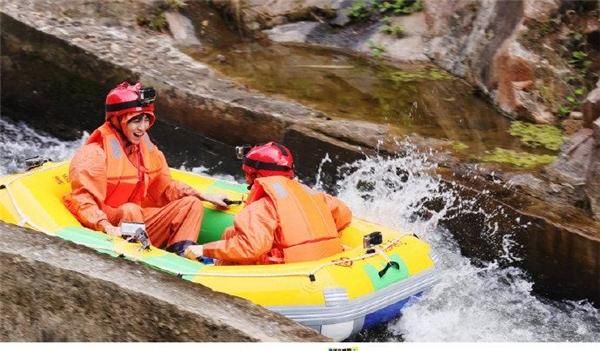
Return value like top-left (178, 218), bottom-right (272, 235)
top-left (63, 122), bottom-right (198, 232)
top-left (203, 176), bottom-right (352, 265)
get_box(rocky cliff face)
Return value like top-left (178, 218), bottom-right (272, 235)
top-left (422, 0), bottom-right (600, 218)
top-left (424, 0), bottom-right (598, 125)
top-left (211, 0), bottom-right (600, 218)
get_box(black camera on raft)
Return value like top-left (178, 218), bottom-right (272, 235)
top-left (363, 231), bottom-right (383, 248)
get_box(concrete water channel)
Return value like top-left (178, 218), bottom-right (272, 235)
top-left (1, 0), bottom-right (599, 341)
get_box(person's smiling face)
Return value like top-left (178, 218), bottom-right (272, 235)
top-left (123, 114), bottom-right (151, 144)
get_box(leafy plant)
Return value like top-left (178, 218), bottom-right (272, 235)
top-left (348, 0), bottom-right (422, 22)
top-left (137, 13), bottom-right (168, 32)
top-left (574, 87), bottom-right (586, 96)
top-left (381, 22), bottom-right (405, 37)
top-left (368, 41), bottom-right (386, 58)
top-left (375, 0), bottom-right (422, 15)
top-left (348, 0), bottom-right (372, 21)
top-left (569, 50), bottom-right (588, 65)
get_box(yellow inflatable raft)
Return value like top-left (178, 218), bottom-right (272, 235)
top-left (0, 161), bottom-right (438, 340)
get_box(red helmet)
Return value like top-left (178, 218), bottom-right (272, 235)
top-left (105, 81), bottom-right (156, 125)
top-left (241, 142), bottom-right (294, 179)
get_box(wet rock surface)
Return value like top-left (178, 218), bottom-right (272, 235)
top-left (0, 222), bottom-right (327, 341)
top-left (212, 0), bottom-right (342, 31)
top-left (586, 118), bottom-right (600, 220)
top-left (583, 82), bottom-right (600, 128)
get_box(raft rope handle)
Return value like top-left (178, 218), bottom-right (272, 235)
top-left (2, 161), bottom-right (412, 280)
top-left (3, 179), bottom-right (50, 234)
top-left (1, 161), bottom-right (71, 236)
top-left (374, 246), bottom-right (401, 278)
top-left (177, 237), bottom-right (407, 279)
top-left (5, 179), bottom-right (150, 258)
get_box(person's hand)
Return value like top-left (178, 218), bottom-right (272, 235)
top-left (99, 219), bottom-right (121, 237)
top-left (180, 186), bottom-right (200, 198)
top-left (200, 193), bottom-right (230, 208)
top-left (184, 244), bottom-right (204, 260)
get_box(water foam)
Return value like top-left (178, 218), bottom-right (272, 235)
top-left (329, 145), bottom-right (600, 342)
top-left (2, 117), bottom-right (598, 341)
top-left (0, 116), bottom-right (85, 175)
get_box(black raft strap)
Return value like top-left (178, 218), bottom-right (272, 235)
top-left (378, 261), bottom-right (400, 278)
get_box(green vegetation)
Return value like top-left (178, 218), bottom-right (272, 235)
top-left (136, 0), bottom-right (187, 32)
top-left (375, 0), bottom-right (423, 15)
top-left (481, 148), bottom-right (557, 168)
top-left (348, 0), bottom-right (422, 22)
top-left (348, 0), bottom-right (371, 20)
top-left (452, 142), bottom-right (469, 151)
top-left (368, 41), bottom-right (386, 58)
top-left (509, 121), bottom-right (564, 151)
top-left (383, 67), bottom-right (454, 83)
top-left (381, 17), bottom-right (405, 37)
top-left (558, 28), bottom-right (596, 117)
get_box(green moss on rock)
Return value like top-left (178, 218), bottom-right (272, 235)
top-left (384, 67), bottom-right (454, 84)
top-left (452, 142), bottom-right (469, 151)
top-left (510, 121), bottom-right (564, 151)
top-left (481, 148), bottom-right (556, 168)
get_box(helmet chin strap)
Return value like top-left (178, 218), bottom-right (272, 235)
top-left (247, 174), bottom-right (256, 190)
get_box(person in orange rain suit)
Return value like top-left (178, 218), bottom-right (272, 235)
top-left (63, 81), bottom-right (229, 258)
top-left (185, 142), bottom-right (352, 265)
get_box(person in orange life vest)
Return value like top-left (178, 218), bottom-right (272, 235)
top-left (186, 142), bottom-right (353, 265)
top-left (63, 81), bottom-right (229, 258)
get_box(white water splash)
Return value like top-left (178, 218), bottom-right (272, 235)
top-left (0, 116), bottom-right (85, 175)
top-left (314, 152), bottom-right (332, 192)
top-left (2, 117), bottom-right (599, 341)
top-left (329, 145), bottom-right (600, 342)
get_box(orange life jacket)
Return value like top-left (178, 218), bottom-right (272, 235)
top-left (246, 176), bottom-right (343, 263)
top-left (86, 122), bottom-right (163, 208)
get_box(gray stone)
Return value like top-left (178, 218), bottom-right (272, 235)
top-left (263, 21), bottom-right (321, 43)
top-left (569, 111), bottom-right (583, 120)
top-left (165, 11), bottom-right (201, 46)
top-left (422, 0), bottom-right (570, 123)
top-left (0, 222), bottom-right (327, 341)
top-left (545, 128), bottom-right (594, 186)
top-left (582, 85), bottom-right (600, 129)
top-left (211, 0), bottom-right (340, 31)
top-left (586, 118), bottom-right (600, 220)
top-left (361, 13), bottom-right (429, 62)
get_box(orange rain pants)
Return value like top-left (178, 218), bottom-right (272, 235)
top-left (64, 122), bottom-right (204, 255)
top-left (103, 196), bottom-right (203, 252)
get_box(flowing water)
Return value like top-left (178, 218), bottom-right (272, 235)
top-left (180, 1), bottom-right (556, 163)
top-left (329, 150), bottom-right (600, 341)
top-left (1, 116), bottom-right (598, 341)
